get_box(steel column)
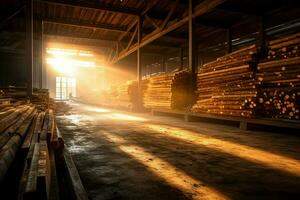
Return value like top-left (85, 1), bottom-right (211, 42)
top-left (188, 0), bottom-right (196, 74)
top-left (39, 18), bottom-right (43, 89)
top-left (137, 16), bottom-right (142, 110)
top-left (26, 0), bottom-right (33, 96)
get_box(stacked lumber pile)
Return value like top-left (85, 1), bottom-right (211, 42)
top-left (0, 99), bottom-right (63, 199)
top-left (256, 33), bottom-right (300, 120)
top-left (109, 80), bottom-right (145, 109)
top-left (52, 101), bottom-right (72, 115)
top-left (143, 71), bottom-right (192, 110)
top-left (192, 45), bottom-right (258, 117)
top-left (115, 81), bottom-right (136, 108)
top-left (0, 87), bottom-right (50, 111)
top-left (31, 88), bottom-right (50, 110)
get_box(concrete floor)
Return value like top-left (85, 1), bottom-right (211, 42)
top-left (57, 102), bottom-right (300, 200)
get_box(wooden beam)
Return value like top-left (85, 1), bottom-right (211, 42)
top-left (126, 25), bottom-right (138, 51)
top-left (37, 0), bottom-right (140, 16)
top-left (144, 14), bottom-right (160, 29)
top-left (161, 0), bottom-right (179, 29)
top-left (118, 19), bottom-right (138, 41)
top-left (26, 0), bottom-right (33, 97)
top-left (114, 0), bottom-right (226, 63)
top-left (43, 17), bottom-right (128, 32)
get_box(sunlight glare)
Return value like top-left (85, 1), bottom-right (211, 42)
top-left (146, 124), bottom-right (300, 177)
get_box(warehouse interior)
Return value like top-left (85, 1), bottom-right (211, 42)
top-left (0, 0), bottom-right (300, 199)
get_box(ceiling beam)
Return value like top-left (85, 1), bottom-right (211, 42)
top-left (114, 0), bottom-right (227, 63)
top-left (42, 16), bottom-right (188, 41)
top-left (37, 0), bottom-right (140, 16)
top-left (43, 16), bottom-right (128, 32)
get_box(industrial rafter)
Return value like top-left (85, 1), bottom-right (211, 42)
top-left (36, 0), bottom-right (140, 16)
top-left (112, 0), bottom-right (227, 63)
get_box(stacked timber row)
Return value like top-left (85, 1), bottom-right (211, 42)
top-left (256, 33), bottom-right (300, 120)
top-left (143, 70), bottom-right (192, 110)
top-left (0, 98), bottom-right (64, 199)
top-left (0, 87), bottom-right (50, 110)
top-left (109, 80), bottom-right (136, 109)
top-left (192, 45), bottom-right (258, 117)
top-left (110, 80), bottom-right (148, 110)
top-left (115, 80), bottom-right (137, 109)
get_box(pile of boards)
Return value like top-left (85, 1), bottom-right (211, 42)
top-left (0, 87), bottom-right (50, 111)
top-left (143, 71), bottom-right (192, 110)
top-left (109, 80), bottom-right (141, 110)
top-left (51, 100), bottom-right (72, 115)
top-left (0, 98), bottom-right (64, 199)
top-left (192, 45), bottom-right (258, 117)
top-left (256, 33), bottom-right (300, 120)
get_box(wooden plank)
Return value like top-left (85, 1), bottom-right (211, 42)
top-left (63, 148), bottom-right (89, 200)
top-left (24, 143), bottom-right (39, 200)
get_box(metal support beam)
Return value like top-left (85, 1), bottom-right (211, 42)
top-left (39, 19), bottom-right (43, 89)
top-left (26, 0), bottom-right (33, 97)
top-left (43, 17), bottom-right (128, 33)
top-left (113, 0), bottom-right (226, 63)
top-left (137, 16), bottom-right (142, 110)
top-left (227, 28), bottom-right (232, 53)
top-left (188, 0), bottom-right (196, 74)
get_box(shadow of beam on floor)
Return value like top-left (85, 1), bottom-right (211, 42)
top-left (101, 128), bottom-right (300, 200)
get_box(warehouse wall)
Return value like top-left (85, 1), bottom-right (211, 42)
top-left (0, 52), bottom-right (26, 86)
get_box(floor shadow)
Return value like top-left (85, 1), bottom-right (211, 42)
top-left (145, 119), bottom-right (300, 162)
top-left (57, 119), bottom-right (191, 200)
top-left (96, 123), bottom-right (300, 200)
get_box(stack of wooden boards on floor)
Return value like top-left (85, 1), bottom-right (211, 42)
top-left (256, 33), bottom-right (300, 120)
top-left (143, 71), bottom-right (192, 110)
top-left (109, 80), bottom-right (143, 109)
top-left (0, 97), bottom-right (64, 199)
top-left (192, 45), bottom-right (258, 117)
top-left (116, 80), bottom-right (138, 109)
top-left (0, 87), bottom-right (50, 110)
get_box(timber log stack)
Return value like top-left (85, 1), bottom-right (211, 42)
top-left (0, 87), bottom-right (50, 111)
top-left (111, 80), bottom-right (138, 109)
top-left (143, 71), bottom-right (192, 110)
top-left (0, 85), bottom-right (69, 199)
top-left (192, 45), bottom-right (258, 117)
top-left (256, 33), bottom-right (300, 120)
top-left (0, 98), bottom-right (64, 199)
top-left (109, 80), bottom-right (148, 110)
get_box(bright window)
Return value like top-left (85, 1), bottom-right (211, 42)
top-left (56, 76), bottom-right (76, 100)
